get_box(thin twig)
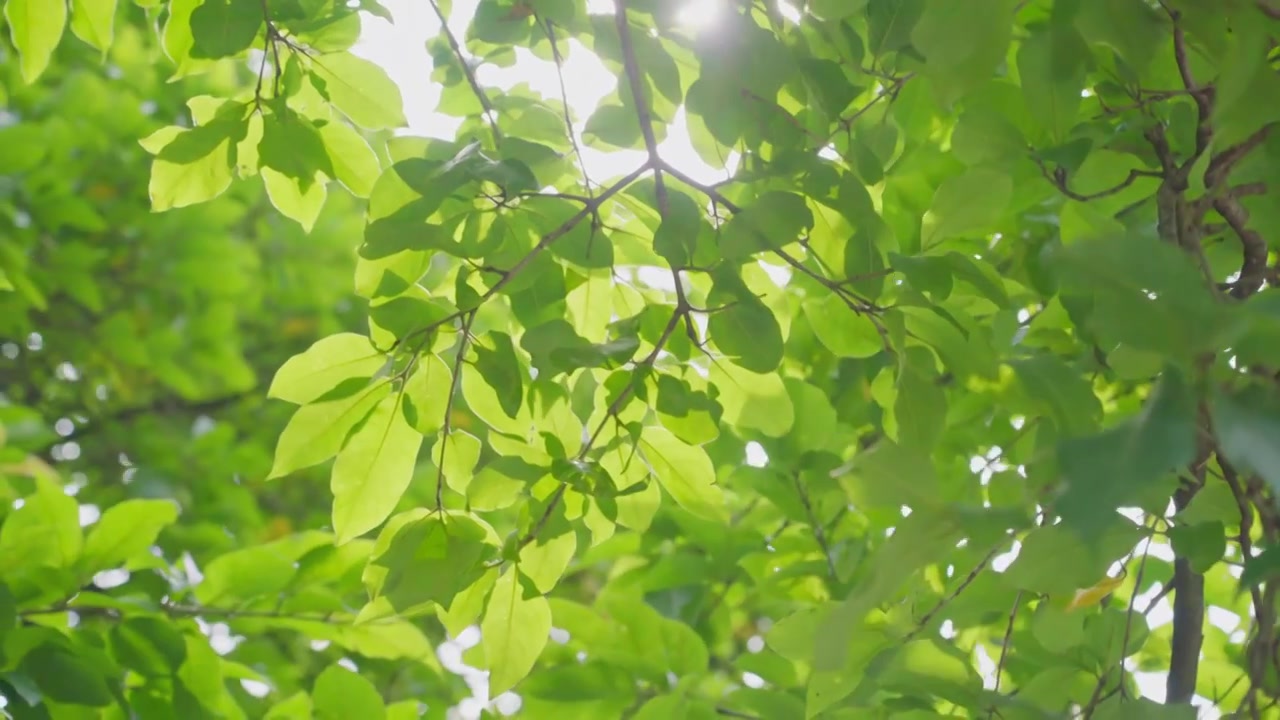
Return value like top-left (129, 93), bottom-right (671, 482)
top-left (514, 286), bottom-right (684, 553)
top-left (542, 20), bottom-right (596, 199)
top-left (904, 545), bottom-right (1002, 642)
top-left (1034, 159), bottom-right (1162, 202)
top-left (991, 591), bottom-right (1023, 700)
top-left (388, 162), bottom-right (652, 355)
top-left (435, 310), bottom-right (476, 510)
top-left (791, 473), bottom-right (837, 579)
top-left (614, 0), bottom-right (701, 348)
top-left (1119, 535), bottom-right (1153, 695)
top-left (427, 0), bottom-right (502, 145)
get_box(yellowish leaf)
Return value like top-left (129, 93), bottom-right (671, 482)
top-left (1065, 574), bottom-right (1125, 612)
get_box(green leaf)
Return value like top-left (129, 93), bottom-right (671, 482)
top-left (269, 383), bottom-right (389, 479)
top-left (146, 126), bottom-right (237, 211)
top-left (710, 361), bottom-right (795, 437)
top-left (269, 333), bottom-right (386, 405)
top-left (1017, 25), bottom-right (1087, 142)
top-left (402, 354), bottom-right (453, 434)
top-left (583, 104), bottom-right (644, 149)
top-left (188, 0), bottom-right (261, 59)
top-left (265, 693), bottom-right (313, 719)
top-left (330, 390), bottom-right (425, 543)
top-left (473, 332), bottom-right (525, 420)
top-left (362, 511), bottom-right (498, 620)
top-left (894, 349), bottom-right (947, 449)
top-left (802, 294), bottom-right (883, 358)
top-left (195, 544), bottom-right (295, 605)
top-left (638, 427), bottom-right (727, 523)
top-left (1011, 356), bottom-right (1101, 436)
top-left (5, 0), bottom-right (67, 83)
top-left (815, 508), bottom-right (966, 673)
top-left (319, 120), bottom-right (382, 198)
top-left (912, 0), bottom-right (1013, 106)
top-left (519, 530), bottom-right (577, 594)
top-left (110, 616), bottom-right (187, 676)
top-left (632, 694), bottom-right (718, 719)
top-left (482, 567), bottom-right (552, 695)
top-left (809, 0), bottom-right (868, 19)
top-left (866, 0), bottom-right (924, 56)
top-left (707, 267), bottom-right (783, 373)
top-left (69, 0), bottom-right (116, 54)
top-left (313, 665), bottom-right (386, 720)
top-left (1241, 546), bottom-right (1280, 587)
top-left (259, 113), bottom-right (333, 187)
top-left (1057, 369), bottom-right (1196, 535)
top-left (21, 643), bottom-right (114, 707)
top-left (1168, 521), bottom-right (1226, 574)
top-left (263, 166), bottom-right (328, 232)
top-left (313, 52), bottom-right (407, 130)
top-left (1004, 524), bottom-right (1098, 596)
top-left (528, 0), bottom-right (574, 23)
top-left (81, 499), bottom-right (180, 574)
top-left (0, 479), bottom-right (82, 575)
top-left (652, 190), bottom-right (704, 269)
top-left (925, 167), bottom-right (1012, 244)
top-left (1032, 604), bottom-right (1086, 653)
top-left (838, 440), bottom-right (940, 510)
top-left (1053, 235), bottom-right (1226, 358)
top-left (0, 124), bottom-right (47, 174)
top-left (720, 192), bottom-right (814, 259)
top-left (1213, 386), bottom-right (1280, 496)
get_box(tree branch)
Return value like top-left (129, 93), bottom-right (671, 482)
top-left (434, 310), bottom-right (476, 510)
top-left (1166, 5), bottom-right (1214, 164)
top-left (427, 0), bottom-right (502, 145)
top-left (991, 591), bottom-right (1022, 700)
top-left (904, 544), bottom-right (1003, 643)
top-left (613, 0), bottom-right (704, 352)
top-left (1167, 433), bottom-right (1212, 703)
top-left (791, 473), bottom-right (836, 579)
top-left (1213, 195), bottom-right (1268, 299)
top-left (1204, 125), bottom-right (1273, 189)
top-left (1034, 158), bottom-right (1161, 202)
top-left (390, 162), bottom-right (652, 354)
top-left (542, 20), bottom-right (596, 199)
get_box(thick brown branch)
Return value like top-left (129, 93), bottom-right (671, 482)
top-left (1167, 434), bottom-right (1212, 703)
top-left (1205, 125), bottom-right (1273, 189)
top-left (1213, 196), bottom-right (1268, 299)
top-left (1167, 6), bottom-right (1214, 162)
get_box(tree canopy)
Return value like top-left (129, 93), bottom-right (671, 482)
top-left (4, 0), bottom-right (1280, 717)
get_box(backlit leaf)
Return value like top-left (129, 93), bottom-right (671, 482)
top-left (269, 333), bottom-right (386, 405)
top-left (482, 568), bottom-right (552, 695)
top-left (5, 0), bottom-right (67, 83)
top-left (330, 390), bottom-right (424, 543)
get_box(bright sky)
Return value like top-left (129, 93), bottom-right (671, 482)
top-left (350, 3), bottom-right (1221, 717)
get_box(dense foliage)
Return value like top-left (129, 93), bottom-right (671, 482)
top-left (5, 0), bottom-right (1280, 717)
